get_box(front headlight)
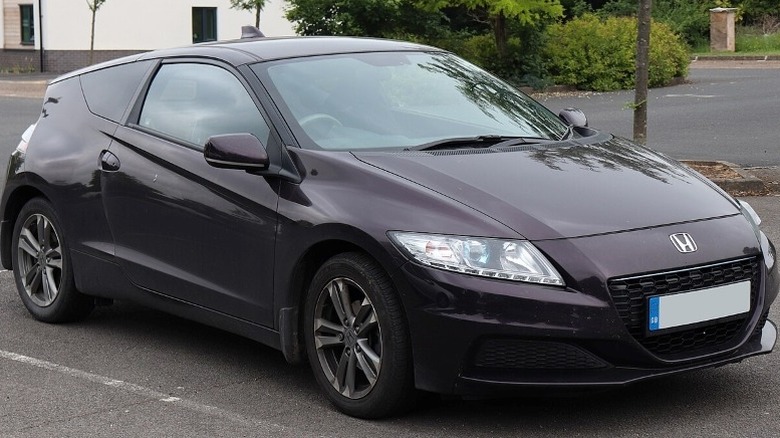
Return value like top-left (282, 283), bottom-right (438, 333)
top-left (388, 232), bottom-right (564, 286)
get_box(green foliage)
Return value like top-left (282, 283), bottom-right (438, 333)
top-left (740, 0), bottom-right (780, 24)
top-left (286, 0), bottom-right (447, 38)
top-left (418, 0), bottom-right (561, 87)
top-left (286, 0), bottom-right (399, 36)
top-left (229, 0), bottom-right (266, 27)
top-left (86, 0), bottom-right (106, 13)
top-left (459, 34), bottom-right (533, 83)
top-left (560, 0), bottom-right (592, 20)
top-left (229, 0), bottom-right (265, 11)
top-left (544, 14), bottom-right (689, 91)
top-left (598, 0), bottom-right (710, 47)
top-left (421, 0), bottom-right (564, 25)
top-left (652, 1), bottom-right (710, 48)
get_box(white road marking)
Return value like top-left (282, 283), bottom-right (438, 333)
top-left (0, 349), bottom-right (286, 433)
top-left (664, 94), bottom-right (721, 98)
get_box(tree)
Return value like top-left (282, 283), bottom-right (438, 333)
top-left (633, 0), bottom-right (651, 144)
top-left (87, 0), bottom-right (107, 65)
top-left (421, 0), bottom-right (564, 57)
top-left (286, 0), bottom-right (445, 38)
top-left (230, 0), bottom-right (266, 28)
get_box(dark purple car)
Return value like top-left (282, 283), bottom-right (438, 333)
top-left (1, 33), bottom-right (776, 418)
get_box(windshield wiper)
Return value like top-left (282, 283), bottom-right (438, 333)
top-left (558, 125), bottom-right (574, 141)
top-left (489, 136), bottom-right (557, 149)
top-left (405, 135), bottom-right (525, 151)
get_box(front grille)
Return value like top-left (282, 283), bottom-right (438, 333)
top-left (474, 339), bottom-right (608, 370)
top-left (608, 257), bottom-right (760, 358)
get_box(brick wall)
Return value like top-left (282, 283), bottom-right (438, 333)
top-left (0, 48), bottom-right (38, 72)
top-left (0, 49), bottom-right (147, 73)
top-left (43, 49), bottom-right (146, 72)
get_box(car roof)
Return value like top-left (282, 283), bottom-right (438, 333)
top-left (53, 36), bottom-right (442, 83)
top-left (178, 36), bottom-right (439, 61)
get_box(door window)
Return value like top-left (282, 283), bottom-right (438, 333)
top-left (138, 63), bottom-right (271, 149)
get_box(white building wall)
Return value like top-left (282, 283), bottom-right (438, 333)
top-left (259, 0), bottom-right (294, 37)
top-left (42, 0), bottom-right (294, 51)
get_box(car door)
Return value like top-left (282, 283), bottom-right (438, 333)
top-left (101, 61), bottom-right (280, 326)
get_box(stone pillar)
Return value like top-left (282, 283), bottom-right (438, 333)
top-left (710, 8), bottom-right (738, 52)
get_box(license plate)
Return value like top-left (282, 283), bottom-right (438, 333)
top-left (648, 281), bottom-right (751, 332)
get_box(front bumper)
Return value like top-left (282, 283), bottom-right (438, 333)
top-left (396, 262), bottom-right (777, 395)
top-left (393, 217), bottom-right (779, 395)
top-left (457, 321), bottom-right (776, 395)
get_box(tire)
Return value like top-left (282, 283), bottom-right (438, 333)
top-left (304, 252), bottom-right (417, 418)
top-left (11, 198), bottom-right (94, 322)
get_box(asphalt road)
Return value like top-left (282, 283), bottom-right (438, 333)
top-left (0, 97), bottom-right (39, 180)
top-left (1, 69), bottom-right (780, 436)
top-left (538, 67), bottom-right (780, 167)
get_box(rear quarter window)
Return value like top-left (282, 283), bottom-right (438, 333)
top-left (80, 60), bottom-right (154, 123)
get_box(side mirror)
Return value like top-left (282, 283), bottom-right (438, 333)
top-left (204, 133), bottom-right (269, 171)
top-left (558, 107), bottom-right (588, 128)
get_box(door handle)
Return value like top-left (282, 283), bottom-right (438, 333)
top-left (100, 150), bottom-right (120, 172)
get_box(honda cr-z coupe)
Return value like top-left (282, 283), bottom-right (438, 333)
top-left (1, 32), bottom-right (776, 418)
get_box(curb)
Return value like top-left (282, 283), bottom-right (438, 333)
top-left (681, 160), bottom-right (766, 195)
top-left (691, 54), bottom-right (780, 61)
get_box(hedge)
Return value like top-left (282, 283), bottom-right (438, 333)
top-left (544, 15), bottom-right (689, 91)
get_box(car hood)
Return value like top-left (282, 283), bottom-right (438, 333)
top-left (352, 134), bottom-right (740, 240)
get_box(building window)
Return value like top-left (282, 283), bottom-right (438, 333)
top-left (192, 7), bottom-right (217, 43)
top-left (20, 4), bottom-right (35, 45)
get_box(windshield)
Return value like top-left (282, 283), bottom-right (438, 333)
top-left (254, 51), bottom-right (568, 151)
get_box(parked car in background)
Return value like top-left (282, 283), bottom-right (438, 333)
top-left (1, 30), bottom-right (776, 418)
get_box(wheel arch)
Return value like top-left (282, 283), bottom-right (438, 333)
top-left (1, 185), bottom-right (49, 270)
top-left (277, 226), bottom-right (407, 364)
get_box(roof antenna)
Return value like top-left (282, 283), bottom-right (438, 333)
top-left (241, 25), bottom-right (265, 39)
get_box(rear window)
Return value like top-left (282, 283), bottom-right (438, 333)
top-left (80, 60), bottom-right (154, 123)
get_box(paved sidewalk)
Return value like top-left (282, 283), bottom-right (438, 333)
top-left (0, 73), bottom-right (54, 99)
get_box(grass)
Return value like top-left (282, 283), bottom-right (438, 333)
top-left (691, 25), bottom-right (780, 56)
top-left (0, 65), bottom-right (36, 74)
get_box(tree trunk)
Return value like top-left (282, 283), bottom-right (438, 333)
top-left (255, 8), bottom-right (260, 28)
top-left (633, 0), bottom-right (652, 144)
top-left (493, 11), bottom-right (507, 58)
top-left (89, 8), bottom-right (96, 65)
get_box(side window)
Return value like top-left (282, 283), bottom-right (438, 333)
top-left (81, 60), bottom-right (154, 123)
top-left (138, 64), bottom-right (271, 149)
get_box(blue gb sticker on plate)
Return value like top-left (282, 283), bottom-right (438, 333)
top-left (648, 296), bottom-right (660, 331)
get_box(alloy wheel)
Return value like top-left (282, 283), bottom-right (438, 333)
top-left (17, 213), bottom-right (63, 307)
top-left (313, 277), bottom-right (383, 399)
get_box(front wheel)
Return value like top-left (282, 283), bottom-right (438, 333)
top-left (304, 252), bottom-right (417, 418)
top-left (11, 198), bottom-right (93, 322)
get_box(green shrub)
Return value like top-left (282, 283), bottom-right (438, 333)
top-left (598, 0), bottom-right (710, 48)
top-left (544, 15), bottom-right (689, 91)
top-left (434, 33), bottom-right (551, 89)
